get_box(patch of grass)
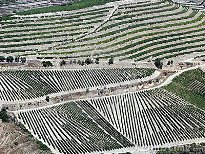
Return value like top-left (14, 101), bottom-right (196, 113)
top-left (164, 69), bottom-right (205, 109)
top-left (17, 0), bottom-right (117, 15)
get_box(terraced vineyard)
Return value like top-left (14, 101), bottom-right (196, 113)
top-left (0, 5), bottom-right (113, 54)
top-left (1, 0), bottom-right (205, 153)
top-left (1, 0), bottom-right (205, 61)
top-left (0, 67), bottom-right (154, 102)
top-left (165, 68), bottom-right (205, 109)
top-left (16, 88), bottom-right (205, 154)
top-left (17, 101), bottom-right (134, 154)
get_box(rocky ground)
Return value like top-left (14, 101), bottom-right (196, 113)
top-left (0, 121), bottom-right (52, 154)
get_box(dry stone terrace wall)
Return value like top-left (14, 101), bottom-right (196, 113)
top-left (15, 88), bottom-right (205, 154)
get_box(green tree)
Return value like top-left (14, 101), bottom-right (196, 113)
top-left (45, 96), bottom-right (49, 102)
top-left (20, 57), bottom-right (26, 63)
top-left (15, 56), bottom-right (20, 63)
top-left (60, 60), bottom-right (66, 66)
top-left (81, 61), bottom-right (85, 66)
top-left (77, 60), bottom-right (82, 65)
top-left (0, 108), bottom-right (9, 122)
top-left (108, 57), bottom-right (114, 65)
top-left (95, 57), bottom-right (100, 64)
top-left (6, 56), bottom-right (14, 63)
top-left (154, 58), bottom-right (163, 69)
top-left (73, 59), bottom-right (76, 64)
top-left (85, 58), bottom-right (93, 65)
top-left (0, 56), bottom-right (5, 62)
top-left (42, 61), bottom-right (53, 67)
top-left (86, 88), bottom-right (89, 93)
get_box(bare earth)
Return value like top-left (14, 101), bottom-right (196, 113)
top-left (0, 122), bottom-right (52, 154)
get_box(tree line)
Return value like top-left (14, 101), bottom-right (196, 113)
top-left (0, 56), bottom-right (26, 63)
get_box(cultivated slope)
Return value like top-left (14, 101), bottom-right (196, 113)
top-left (90, 88), bottom-right (205, 147)
top-left (16, 101), bottom-right (134, 154)
top-left (1, 0), bottom-right (205, 61)
top-left (165, 68), bottom-right (205, 109)
top-left (16, 88), bottom-right (205, 154)
top-left (0, 67), bottom-right (154, 102)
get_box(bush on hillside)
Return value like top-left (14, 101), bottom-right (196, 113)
top-left (0, 108), bottom-right (9, 122)
top-left (108, 57), bottom-right (114, 65)
top-left (154, 58), bottom-right (163, 69)
top-left (42, 61), bottom-right (53, 67)
top-left (0, 56), bottom-right (5, 62)
top-left (6, 56), bottom-right (14, 63)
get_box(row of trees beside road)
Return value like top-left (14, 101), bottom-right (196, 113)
top-left (0, 56), bottom-right (26, 63)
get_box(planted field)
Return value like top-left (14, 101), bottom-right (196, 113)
top-left (164, 68), bottom-right (205, 109)
top-left (17, 100), bottom-right (134, 154)
top-left (1, 0), bottom-right (205, 61)
top-left (0, 67), bottom-right (154, 101)
top-left (2, 0), bottom-right (205, 153)
top-left (0, 5), bottom-right (113, 54)
top-left (17, 88), bottom-right (205, 154)
top-left (90, 88), bottom-right (205, 147)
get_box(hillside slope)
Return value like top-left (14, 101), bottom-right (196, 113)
top-left (0, 122), bottom-right (51, 154)
top-left (1, 0), bottom-right (205, 61)
top-left (164, 68), bottom-right (205, 109)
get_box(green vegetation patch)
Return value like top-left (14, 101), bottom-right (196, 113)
top-left (36, 140), bottom-right (50, 151)
top-left (0, 0), bottom-right (15, 5)
top-left (0, 15), bottom-right (14, 22)
top-left (17, 0), bottom-right (117, 15)
top-left (0, 108), bottom-right (9, 122)
top-left (164, 69), bottom-right (205, 109)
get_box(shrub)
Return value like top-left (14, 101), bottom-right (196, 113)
top-left (0, 56), bottom-right (5, 62)
top-left (36, 140), bottom-right (50, 151)
top-left (60, 60), bottom-right (66, 66)
top-left (108, 57), bottom-right (114, 65)
top-left (154, 58), bottom-right (163, 69)
top-left (42, 61), bottom-right (53, 67)
top-left (6, 56), bottom-right (14, 63)
top-left (14, 142), bottom-right (19, 145)
top-left (0, 108), bottom-right (9, 122)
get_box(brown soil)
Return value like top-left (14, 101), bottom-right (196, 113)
top-left (0, 122), bottom-right (52, 154)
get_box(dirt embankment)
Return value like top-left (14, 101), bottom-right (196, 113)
top-left (0, 122), bottom-right (52, 154)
